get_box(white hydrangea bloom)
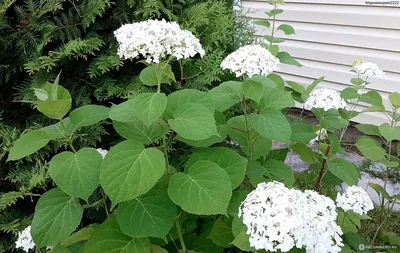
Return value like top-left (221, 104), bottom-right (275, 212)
top-left (96, 148), bottom-right (108, 159)
top-left (15, 226), bottom-right (35, 252)
top-left (336, 185), bottom-right (374, 215)
top-left (304, 88), bottom-right (347, 111)
top-left (309, 128), bottom-right (328, 144)
top-left (352, 59), bottom-right (385, 79)
top-left (114, 19), bottom-right (205, 63)
top-left (220, 45), bottom-right (280, 77)
top-left (239, 182), bottom-right (343, 253)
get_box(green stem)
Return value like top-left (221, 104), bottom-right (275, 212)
top-left (175, 220), bottom-right (186, 253)
top-left (270, 4), bottom-right (277, 46)
top-left (241, 97), bottom-right (253, 160)
top-left (372, 202), bottom-right (396, 245)
top-left (162, 124), bottom-right (170, 174)
top-left (68, 141), bottom-right (76, 153)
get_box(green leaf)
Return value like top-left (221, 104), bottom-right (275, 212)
top-left (116, 189), bottom-right (176, 238)
top-left (134, 93), bottom-right (167, 126)
top-left (41, 118), bottom-right (76, 140)
top-left (248, 75), bottom-right (276, 88)
top-left (355, 124), bottom-right (381, 136)
top-left (276, 51), bottom-right (302, 67)
top-left (247, 160), bottom-right (294, 187)
top-left (100, 140), bottom-right (165, 205)
top-left (379, 123), bottom-right (400, 142)
top-left (168, 161), bottom-right (232, 215)
top-left (359, 91), bottom-right (383, 106)
top-left (268, 73), bottom-right (285, 89)
top-left (264, 35), bottom-right (285, 44)
top-left (7, 130), bottom-right (50, 161)
top-left (168, 103), bottom-right (218, 141)
top-left (327, 158), bottom-right (359, 185)
top-left (286, 81), bottom-right (305, 94)
top-left (139, 65), bottom-right (174, 86)
top-left (150, 245), bottom-right (168, 253)
top-left (389, 92), bottom-right (400, 108)
top-left (268, 8), bottom-right (284, 16)
top-left (164, 89), bottom-right (214, 119)
top-left (350, 78), bottom-right (364, 85)
top-left (253, 20), bottom-right (270, 27)
top-left (186, 147), bottom-right (247, 189)
top-left (320, 116), bottom-right (348, 131)
top-left (61, 226), bottom-right (96, 247)
top-left (259, 87), bottom-right (295, 110)
top-left (227, 115), bottom-right (272, 159)
top-left (249, 108), bottom-right (291, 143)
top-left (304, 76), bottom-right (325, 99)
top-left (362, 105), bottom-right (385, 113)
top-left (227, 190), bottom-right (249, 217)
top-left (34, 88), bottom-right (49, 101)
top-left (291, 143), bottom-right (317, 164)
top-left (368, 182), bottom-right (390, 200)
top-left (37, 84), bottom-right (72, 120)
top-left (109, 99), bottom-right (138, 122)
top-left (208, 217), bottom-right (234, 247)
top-left (51, 245), bottom-right (72, 253)
top-left (49, 148), bottom-right (102, 199)
top-left (113, 120), bottom-right (167, 144)
top-left (231, 217), bottom-right (252, 252)
top-left (290, 121), bottom-right (317, 143)
top-left (31, 188), bottom-right (83, 247)
top-left (209, 81), bottom-right (242, 112)
top-left (341, 87), bottom-right (360, 100)
top-left (268, 45), bottom-right (280, 56)
top-left (241, 79), bottom-right (264, 103)
top-left (356, 136), bottom-right (386, 161)
top-left (70, 105), bottom-right (109, 127)
top-left (277, 24), bottom-right (295, 35)
top-left (85, 218), bottom-right (151, 253)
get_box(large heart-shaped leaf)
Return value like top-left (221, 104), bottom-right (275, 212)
top-left (134, 93), bottom-right (167, 126)
top-left (100, 140), bottom-right (165, 205)
top-left (208, 217), bottom-right (234, 247)
top-left (113, 120), bottom-right (167, 144)
top-left (116, 189), bottom-right (176, 238)
top-left (164, 89), bottom-right (214, 119)
top-left (249, 109), bottom-right (291, 143)
top-left (378, 123), bottom-right (400, 142)
top-left (31, 188), bottom-right (83, 247)
top-left (70, 105), bottom-right (109, 127)
top-left (356, 136), bottom-right (387, 161)
top-left (49, 148), bottom-right (103, 199)
top-left (168, 103), bottom-right (218, 141)
top-left (247, 160), bottom-right (294, 187)
top-left (186, 147), bottom-right (247, 189)
top-left (7, 130), bottom-right (50, 161)
top-left (209, 81), bottom-right (242, 112)
top-left (241, 79), bottom-right (264, 103)
top-left (227, 115), bottom-right (272, 159)
top-left (259, 87), bottom-right (294, 110)
top-left (85, 218), bottom-right (151, 253)
top-left (41, 118), bottom-right (77, 140)
top-left (37, 83), bottom-right (72, 120)
top-left (327, 158), bottom-right (359, 185)
top-left (109, 99), bottom-right (138, 122)
top-left (168, 161), bottom-right (232, 215)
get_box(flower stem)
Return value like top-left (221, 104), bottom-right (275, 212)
top-left (241, 96), bottom-right (253, 160)
top-left (175, 220), bottom-right (186, 253)
top-left (314, 145), bottom-right (331, 192)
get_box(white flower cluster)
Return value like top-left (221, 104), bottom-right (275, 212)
top-left (304, 88), bottom-right (347, 111)
top-left (309, 128), bottom-right (328, 145)
top-left (15, 226), bottom-right (35, 252)
top-left (336, 185), bottom-right (374, 215)
top-left (352, 59), bottom-right (385, 79)
top-left (220, 45), bottom-right (280, 77)
top-left (239, 182), bottom-right (343, 253)
top-left (114, 19), bottom-right (205, 63)
top-left (96, 148), bottom-right (108, 159)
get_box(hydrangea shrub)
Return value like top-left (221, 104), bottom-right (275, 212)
top-left (9, 3), bottom-right (400, 253)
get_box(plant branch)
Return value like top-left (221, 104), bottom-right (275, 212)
top-left (314, 145), bottom-right (331, 192)
top-left (175, 219), bottom-right (187, 253)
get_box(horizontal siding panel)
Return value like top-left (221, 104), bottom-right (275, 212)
top-left (249, 0), bottom-right (400, 7)
top-left (242, 1), bottom-right (400, 29)
top-left (275, 39), bottom-right (400, 73)
top-left (252, 22), bottom-right (400, 53)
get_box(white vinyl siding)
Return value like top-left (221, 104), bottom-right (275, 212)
top-left (242, 0), bottom-right (400, 124)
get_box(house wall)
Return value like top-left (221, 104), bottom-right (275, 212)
top-left (242, 0), bottom-right (400, 124)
